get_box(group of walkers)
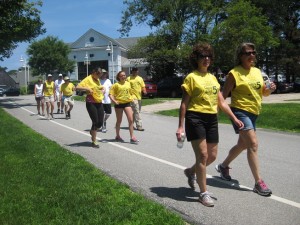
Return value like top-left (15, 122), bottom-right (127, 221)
top-left (33, 41), bottom-right (275, 208)
top-left (34, 74), bottom-right (75, 120)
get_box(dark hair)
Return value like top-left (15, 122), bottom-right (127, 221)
top-left (189, 43), bottom-right (214, 69)
top-left (235, 42), bottom-right (256, 66)
top-left (131, 67), bottom-right (138, 72)
top-left (92, 67), bottom-right (102, 74)
top-left (116, 71), bottom-right (125, 81)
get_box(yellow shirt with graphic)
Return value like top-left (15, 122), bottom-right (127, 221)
top-left (109, 81), bottom-right (133, 104)
top-left (44, 81), bottom-right (55, 97)
top-left (126, 75), bottom-right (145, 100)
top-left (60, 82), bottom-right (75, 96)
top-left (182, 71), bottom-right (220, 114)
top-left (78, 75), bottom-right (104, 103)
top-left (230, 66), bottom-right (263, 115)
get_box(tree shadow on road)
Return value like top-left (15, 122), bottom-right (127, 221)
top-left (150, 187), bottom-right (199, 202)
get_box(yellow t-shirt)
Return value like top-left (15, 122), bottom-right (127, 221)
top-left (126, 75), bottom-right (145, 100)
top-left (230, 66), bottom-right (263, 115)
top-left (109, 81), bottom-right (133, 104)
top-left (78, 75), bottom-right (104, 103)
top-left (60, 82), bottom-right (75, 96)
top-left (182, 71), bottom-right (220, 114)
top-left (44, 81), bottom-right (55, 97)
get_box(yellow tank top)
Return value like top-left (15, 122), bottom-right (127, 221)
top-left (109, 81), bottom-right (133, 104)
top-left (230, 66), bottom-right (263, 115)
top-left (182, 71), bottom-right (220, 114)
top-left (44, 81), bottom-right (54, 97)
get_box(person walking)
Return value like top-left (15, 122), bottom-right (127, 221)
top-left (109, 71), bottom-right (139, 144)
top-left (126, 67), bottom-right (147, 131)
top-left (76, 68), bottom-right (105, 148)
top-left (60, 76), bottom-right (75, 119)
top-left (54, 74), bottom-right (65, 114)
top-left (34, 78), bottom-right (45, 116)
top-left (100, 69), bottom-right (112, 133)
top-left (43, 74), bottom-right (56, 120)
top-left (215, 42), bottom-right (276, 196)
top-left (177, 43), bottom-right (244, 207)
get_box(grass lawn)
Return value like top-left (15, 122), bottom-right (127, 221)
top-left (0, 108), bottom-right (185, 225)
top-left (157, 103), bottom-right (300, 133)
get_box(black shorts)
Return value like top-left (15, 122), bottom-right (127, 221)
top-left (185, 111), bottom-right (219, 143)
top-left (103, 104), bottom-right (112, 114)
top-left (86, 102), bottom-right (104, 130)
top-left (114, 102), bottom-right (131, 109)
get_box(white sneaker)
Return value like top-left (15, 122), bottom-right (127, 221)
top-left (199, 192), bottom-right (214, 207)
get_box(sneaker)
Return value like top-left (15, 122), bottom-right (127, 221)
top-left (215, 164), bottom-right (231, 181)
top-left (57, 109), bottom-right (60, 114)
top-left (61, 110), bottom-right (64, 114)
top-left (68, 111), bottom-right (71, 119)
top-left (115, 136), bottom-right (124, 142)
top-left (50, 113), bottom-right (55, 119)
top-left (184, 168), bottom-right (196, 190)
top-left (102, 127), bottom-right (107, 133)
top-left (92, 141), bottom-right (100, 148)
top-left (199, 192), bottom-right (214, 207)
top-left (137, 127), bottom-right (145, 131)
top-left (130, 138), bottom-right (139, 144)
top-left (253, 180), bottom-right (272, 196)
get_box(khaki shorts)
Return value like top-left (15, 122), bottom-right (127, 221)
top-left (63, 96), bottom-right (74, 105)
top-left (44, 95), bottom-right (54, 103)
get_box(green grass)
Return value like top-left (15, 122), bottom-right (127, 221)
top-left (158, 103), bottom-right (300, 133)
top-left (0, 108), bottom-right (185, 225)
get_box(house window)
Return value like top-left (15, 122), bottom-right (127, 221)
top-left (89, 37), bottom-right (94, 42)
top-left (90, 54), bottom-right (94, 58)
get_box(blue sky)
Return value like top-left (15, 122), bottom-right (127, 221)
top-left (1, 0), bottom-right (152, 71)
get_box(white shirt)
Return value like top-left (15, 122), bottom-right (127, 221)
top-left (54, 79), bottom-right (65, 94)
top-left (35, 83), bottom-right (43, 97)
top-left (100, 78), bottom-right (112, 104)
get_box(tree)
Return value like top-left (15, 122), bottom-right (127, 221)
top-left (0, 0), bottom-right (46, 61)
top-left (211, 0), bottom-right (279, 74)
top-left (27, 36), bottom-right (75, 76)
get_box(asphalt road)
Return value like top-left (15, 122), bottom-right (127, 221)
top-left (1, 95), bottom-right (300, 225)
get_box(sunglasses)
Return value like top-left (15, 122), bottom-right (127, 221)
top-left (197, 54), bottom-right (213, 59)
top-left (242, 51), bottom-right (256, 56)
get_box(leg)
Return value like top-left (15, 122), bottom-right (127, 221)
top-left (114, 107), bottom-right (124, 139)
top-left (131, 100), bottom-right (143, 129)
top-left (124, 106), bottom-right (135, 140)
top-left (41, 98), bottom-right (45, 115)
top-left (222, 135), bottom-right (247, 167)
top-left (36, 98), bottom-right (41, 114)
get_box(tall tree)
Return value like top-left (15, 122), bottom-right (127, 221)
top-left (0, 0), bottom-right (45, 60)
top-left (211, 0), bottom-right (279, 73)
top-left (27, 36), bottom-right (75, 76)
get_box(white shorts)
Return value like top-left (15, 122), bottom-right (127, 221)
top-left (44, 95), bottom-right (54, 103)
top-left (63, 96), bottom-right (74, 106)
top-left (56, 92), bottom-right (61, 102)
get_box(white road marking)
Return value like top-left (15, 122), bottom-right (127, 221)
top-left (18, 105), bottom-right (300, 209)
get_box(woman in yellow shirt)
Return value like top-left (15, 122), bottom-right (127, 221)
top-left (43, 74), bottom-right (56, 119)
top-left (109, 71), bottom-right (138, 144)
top-left (177, 43), bottom-right (243, 207)
top-left (76, 68), bottom-right (104, 148)
top-left (215, 43), bottom-right (276, 196)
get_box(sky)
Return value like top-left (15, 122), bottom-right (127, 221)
top-left (1, 0), bottom-right (153, 71)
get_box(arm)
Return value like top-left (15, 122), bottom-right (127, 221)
top-left (142, 87), bottom-right (147, 95)
top-left (262, 82), bottom-right (276, 97)
top-left (176, 90), bottom-right (190, 141)
top-left (34, 84), bottom-right (37, 96)
top-left (218, 92), bottom-right (244, 129)
top-left (222, 73), bottom-right (235, 99)
top-left (109, 94), bottom-right (119, 105)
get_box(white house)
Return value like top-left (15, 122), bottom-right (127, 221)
top-left (68, 28), bottom-right (148, 82)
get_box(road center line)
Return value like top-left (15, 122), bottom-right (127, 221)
top-left (19, 105), bottom-right (300, 209)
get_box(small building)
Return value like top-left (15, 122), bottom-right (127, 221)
top-left (68, 28), bottom-right (148, 82)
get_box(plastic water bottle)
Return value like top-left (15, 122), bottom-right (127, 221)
top-left (177, 133), bottom-right (186, 149)
top-left (265, 79), bottom-right (271, 89)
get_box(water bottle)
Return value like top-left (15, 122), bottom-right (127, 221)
top-left (265, 79), bottom-right (271, 89)
top-left (177, 133), bottom-right (186, 149)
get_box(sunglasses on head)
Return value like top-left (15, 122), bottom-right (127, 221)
top-left (242, 51), bottom-right (256, 56)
